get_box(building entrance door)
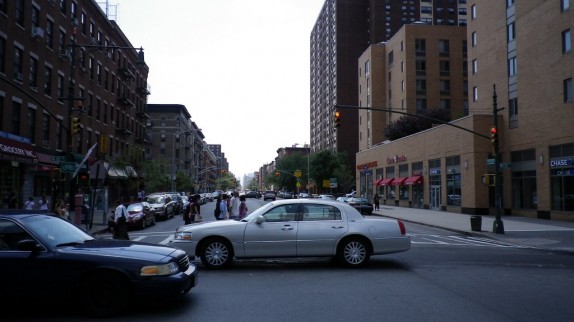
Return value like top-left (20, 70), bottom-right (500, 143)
top-left (430, 185), bottom-right (441, 209)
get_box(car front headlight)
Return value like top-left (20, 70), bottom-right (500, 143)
top-left (140, 262), bottom-right (179, 276)
top-left (174, 231), bottom-right (192, 241)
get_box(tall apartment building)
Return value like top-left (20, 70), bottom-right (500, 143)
top-left (0, 0), bottom-right (149, 207)
top-left (310, 0), bottom-right (467, 170)
top-left (146, 104), bottom-right (208, 192)
top-left (358, 24), bottom-right (468, 151)
top-left (355, 0), bottom-right (573, 220)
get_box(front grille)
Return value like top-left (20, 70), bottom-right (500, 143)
top-left (177, 254), bottom-right (190, 272)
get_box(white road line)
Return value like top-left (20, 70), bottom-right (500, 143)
top-left (159, 236), bottom-right (173, 245)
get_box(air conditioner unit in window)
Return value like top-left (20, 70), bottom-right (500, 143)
top-left (14, 72), bottom-right (24, 81)
top-left (59, 49), bottom-right (70, 59)
top-left (71, 18), bottom-right (79, 26)
top-left (31, 27), bottom-right (45, 39)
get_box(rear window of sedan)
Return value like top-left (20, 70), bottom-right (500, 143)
top-left (301, 204), bottom-right (341, 221)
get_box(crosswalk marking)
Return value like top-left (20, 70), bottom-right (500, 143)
top-left (410, 234), bottom-right (530, 249)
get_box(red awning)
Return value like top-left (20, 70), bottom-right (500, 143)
top-left (404, 176), bottom-right (423, 185)
top-left (392, 177), bottom-right (408, 186)
top-left (379, 178), bottom-right (394, 186)
top-left (374, 178), bottom-right (384, 186)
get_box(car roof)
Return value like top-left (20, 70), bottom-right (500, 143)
top-left (265, 199), bottom-right (363, 218)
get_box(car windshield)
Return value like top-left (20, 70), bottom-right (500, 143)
top-left (23, 215), bottom-right (94, 248)
top-left (147, 195), bottom-right (164, 203)
top-left (349, 198), bottom-right (369, 203)
top-left (127, 204), bottom-right (144, 212)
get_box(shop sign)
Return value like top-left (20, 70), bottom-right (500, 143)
top-left (550, 158), bottom-right (573, 167)
top-left (356, 161), bottom-right (377, 170)
top-left (429, 168), bottom-right (441, 175)
top-left (0, 136), bottom-right (36, 159)
top-left (386, 154), bottom-right (407, 164)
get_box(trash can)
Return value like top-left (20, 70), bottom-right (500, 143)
top-left (470, 215), bottom-right (482, 231)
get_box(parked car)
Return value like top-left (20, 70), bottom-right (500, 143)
top-left (126, 202), bottom-right (156, 229)
top-left (346, 197), bottom-right (374, 215)
top-left (244, 191), bottom-right (260, 198)
top-left (263, 190), bottom-right (276, 201)
top-left (345, 190), bottom-right (356, 197)
top-left (318, 194), bottom-right (335, 200)
top-left (165, 192), bottom-right (184, 215)
top-left (0, 211), bottom-right (198, 317)
top-left (170, 199), bottom-right (410, 269)
top-left (144, 193), bottom-right (175, 220)
top-left (298, 192), bottom-right (310, 198)
top-left (336, 196), bottom-right (350, 203)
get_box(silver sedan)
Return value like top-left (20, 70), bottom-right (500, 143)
top-left (170, 199), bottom-right (411, 269)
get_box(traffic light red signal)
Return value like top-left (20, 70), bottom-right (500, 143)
top-left (490, 126), bottom-right (498, 144)
top-left (334, 111), bottom-right (341, 128)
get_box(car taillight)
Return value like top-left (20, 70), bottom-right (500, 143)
top-left (398, 220), bottom-right (406, 235)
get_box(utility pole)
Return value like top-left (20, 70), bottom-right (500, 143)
top-left (492, 85), bottom-right (505, 234)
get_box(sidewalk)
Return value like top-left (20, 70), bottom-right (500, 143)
top-left (372, 206), bottom-right (574, 255)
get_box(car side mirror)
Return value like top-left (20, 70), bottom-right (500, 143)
top-left (255, 216), bottom-right (265, 224)
top-left (16, 239), bottom-right (42, 252)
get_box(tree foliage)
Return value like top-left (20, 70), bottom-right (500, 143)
top-left (384, 109), bottom-right (451, 140)
top-left (141, 158), bottom-right (170, 193)
top-left (309, 150), bottom-right (353, 194)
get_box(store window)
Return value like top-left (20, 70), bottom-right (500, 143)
top-left (428, 159), bottom-right (442, 209)
top-left (511, 150), bottom-right (537, 209)
top-left (550, 144), bottom-right (574, 211)
top-left (399, 164), bottom-right (409, 200)
top-left (385, 166), bottom-right (395, 200)
top-left (446, 156), bottom-right (461, 206)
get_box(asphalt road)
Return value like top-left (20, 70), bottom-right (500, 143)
top-left (11, 198), bottom-right (574, 321)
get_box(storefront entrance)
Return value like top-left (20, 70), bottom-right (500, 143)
top-left (430, 185), bottom-right (441, 210)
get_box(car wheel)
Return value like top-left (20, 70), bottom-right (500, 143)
top-left (337, 237), bottom-right (370, 268)
top-left (141, 218), bottom-right (146, 230)
top-left (79, 271), bottom-right (130, 317)
top-left (200, 238), bottom-right (233, 269)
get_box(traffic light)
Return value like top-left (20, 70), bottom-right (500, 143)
top-left (334, 111), bottom-right (341, 128)
top-left (490, 126), bottom-right (498, 145)
top-left (71, 117), bottom-right (81, 135)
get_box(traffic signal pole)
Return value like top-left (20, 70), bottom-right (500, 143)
top-left (491, 85), bottom-right (505, 234)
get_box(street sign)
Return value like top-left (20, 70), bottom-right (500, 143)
top-left (61, 162), bottom-right (76, 173)
top-left (500, 162), bottom-right (512, 169)
top-left (294, 170), bottom-right (302, 178)
top-left (51, 156), bottom-right (67, 162)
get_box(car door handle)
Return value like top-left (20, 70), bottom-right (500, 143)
top-left (281, 225), bottom-right (294, 231)
top-left (331, 226), bottom-right (344, 229)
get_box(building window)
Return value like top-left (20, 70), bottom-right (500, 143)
top-left (471, 31), bottom-right (477, 47)
top-left (565, 78), bottom-right (573, 102)
top-left (509, 97), bottom-right (518, 117)
top-left (446, 156), bottom-right (461, 206)
top-left (13, 47), bottom-right (23, 81)
top-left (42, 114), bottom-right (50, 147)
top-left (46, 20), bottom-right (54, 49)
top-left (416, 99), bottom-right (427, 111)
top-left (439, 80), bottom-right (450, 95)
top-left (440, 99), bottom-right (451, 111)
top-left (365, 60), bottom-right (370, 76)
top-left (416, 59), bottom-right (426, 74)
top-left (415, 39), bottom-right (426, 54)
top-left (511, 150), bottom-right (537, 209)
top-left (439, 60), bottom-right (450, 75)
top-left (57, 75), bottom-right (64, 102)
top-left (471, 59), bottom-right (480, 76)
top-left (29, 57), bottom-right (38, 88)
top-left (0, 37), bottom-right (5, 74)
top-left (416, 79), bottom-right (426, 94)
top-left (388, 51), bottom-right (394, 66)
top-left (507, 22), bottom-right (515, 42)
top-left (473, 86), bottom-right (478, 102)
top-left (507, 0), bottom-right (515, 8)
top-left (15, 0), bottom-right (24, 26)
top-left (508, 57), bottom-right (517, 77)
top-left (44, 66), bottom-right (52, 96)
top-left (31, 6), bottom-right (40, 28)
top-left (550, 143), bottom-right (574, 211)
top-left (471, 4), bottom-right (476, 19)
top-left (439, 39), bottom-right (449, 55)
top-left (562, 0), bottom-right (570, 12)
top-left (12, 101), bottom-right (21, 135)
top-left (27, 107), bottom-right (36, 144)
top-left (399, 164), bottom-right (409, 201)
top-left (562, 29), bottom-right (571, 53)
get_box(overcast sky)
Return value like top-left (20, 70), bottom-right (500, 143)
top-left (107, 0), bottom-right (325, 181)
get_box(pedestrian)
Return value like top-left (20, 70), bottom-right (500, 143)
top-left (373, 193), bottom-right (380, 211)
top-left (183, 198), bottom-right (192, 225)
top-left (53, 199), bottom-right (69, 220)
top-left (239, 195), bottom-right (248, 220)
top-left (214, 194), bottom-right (222, 220)
top-left (113, 199), bottom-right (130, 240)
top-left (229, 191), bottom-right (240, 220)
top-left (24, 196), bottom-right (35, 210)
top-left (219, 194), bottom-right (229, 220)
top-left (38, 196), bottom-right (49, 211)
top-left (137, 189), bottom-right (144, 202)
top-left (191, 195), bottom-right (202, 222)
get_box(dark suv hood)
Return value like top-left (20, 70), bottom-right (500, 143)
top-left (58, 239), bottom-right (183, 261)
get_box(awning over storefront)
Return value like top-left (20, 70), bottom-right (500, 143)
top-left (374, 178), bottom-right (384, 186)
top-left (126, 166), bottom-right (138, 178)
top-left (392, 177), bottom-right (408, 185)
top-left (108, 166), bottom-right (128, 179)
top-left (404, 176), bottom-right (423, 185)
top-left (0, 136), bottom-right (37, 162)
top-left (379, 178), bottom-right (395, 186)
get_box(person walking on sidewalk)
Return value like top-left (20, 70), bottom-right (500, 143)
top-left (112, 199), bottom-right (130, 240)
top-left (373, 193), bottom-right (380, 211)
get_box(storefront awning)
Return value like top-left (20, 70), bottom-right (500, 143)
top-left (374, 178), bottom-right (384, 186)
top-left (404, 176), bottom-right (423, 185)
top-left (379, 178), bottom-right (395, 186)
top-left (126, 166), bottom-right (138, 178)
top-left (108, 166), bottom-right (128, 179)
top-left (392, 177), bottom-right (408, 186)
